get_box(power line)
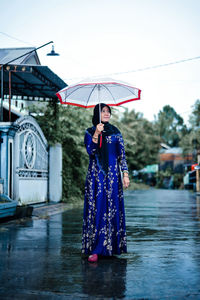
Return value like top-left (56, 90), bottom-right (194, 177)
top-left (64, 55), bottom-right (200, 81)
top-left (108, 55), bottom-right (200, 76)
top-left (0, 31), bottom-right (34, 47)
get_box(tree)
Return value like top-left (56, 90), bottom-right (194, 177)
top-left (117, 109), bottom-right (160, 170)
top-left (180, 99), bottom-right (200, 159)
top-left (154, 105), bottom-right (186, 147)
top-left (35, 101), bottom-right (93, 203)
top-left (189, 99), bottom-right (200, 128)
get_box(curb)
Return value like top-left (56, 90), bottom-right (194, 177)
top-left (0, 202), bottom-right (83, 224)
top-left (32, 202), bottom-right (83, 219)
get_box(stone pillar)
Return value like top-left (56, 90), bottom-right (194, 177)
top-left (0, 123), bottom-right (17, 197)
top-left (49, 143), bottom-right (62, 202)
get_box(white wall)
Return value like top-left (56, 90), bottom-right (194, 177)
top-left (49, 143), bottom-right (62, 203)
top-left (18, 179), bottom-right (48, 205)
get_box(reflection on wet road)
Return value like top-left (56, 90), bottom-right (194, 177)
top-left (0, 189), bottom-right (200, 299)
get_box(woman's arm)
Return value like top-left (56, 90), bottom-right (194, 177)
top-left (84, 131), bottom-right (98, 155)
top-left (117, 134), bottom-right (130, 188)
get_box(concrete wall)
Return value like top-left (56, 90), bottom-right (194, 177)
top-left (49, 144), bottom-right (62, 203)
top-left (18, 179), bottom-right (48, 204)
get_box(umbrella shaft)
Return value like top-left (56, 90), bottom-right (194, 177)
top-left (98, 85), bottom-right (101, 123)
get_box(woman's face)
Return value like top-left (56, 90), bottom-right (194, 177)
top-left (101, 106), bottom-right (111, 123)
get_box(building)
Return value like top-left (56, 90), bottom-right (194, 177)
top-left (0, 47), bottom-right (67, 205)
top-left (159, 147), bottom-right (193, 173)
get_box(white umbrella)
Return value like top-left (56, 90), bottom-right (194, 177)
top-left (56, 77), bottom-right (141, 121)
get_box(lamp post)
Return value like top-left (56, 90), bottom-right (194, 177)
top-left (0, 41), bottom-right (56, 122)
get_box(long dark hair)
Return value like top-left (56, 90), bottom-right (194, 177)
top-left (92, 103), bottom-right (111, 126)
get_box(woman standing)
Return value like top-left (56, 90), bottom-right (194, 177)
top-left (82, 103), bottom-right (130, 262)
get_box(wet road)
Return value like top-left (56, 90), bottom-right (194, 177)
top-left (0, 189), bottom-right (200, 299)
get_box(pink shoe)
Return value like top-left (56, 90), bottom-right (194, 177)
top-left (88, 254), bottom-right (98, 262)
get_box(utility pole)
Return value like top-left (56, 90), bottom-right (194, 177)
top-left (196, 150), bottom-right (200, 193)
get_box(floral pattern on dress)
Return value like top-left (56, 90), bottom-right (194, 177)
top-left (82, 130), bottom-right (128, 256)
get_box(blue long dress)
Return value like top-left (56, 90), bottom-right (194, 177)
top-left (81, 124), bottom-right (128, 256)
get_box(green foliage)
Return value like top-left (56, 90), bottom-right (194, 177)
top-left (35, 101), bottom-right (93, 203)
top-left (180, 99), bottom-right (200, 157)
top-left (127, 181), bottom-right (150, 191)
top-left (179, 128), bottom-right (200, 157)
top-left (156, 168), bottom-right (172, 188)
top-left (154, 105), bottom-right (186, 147)
top-left (173, 173), bottom-right (184, 189)
top-left (117, 109), bottom-right (160, 170)
top-left (156, 169), bottom-right (183, 189)
top-left (189, 99), bottom-right (200, 128)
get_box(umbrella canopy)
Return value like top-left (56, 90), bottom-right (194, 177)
top-left (56, 77), bottom-right (141, 108)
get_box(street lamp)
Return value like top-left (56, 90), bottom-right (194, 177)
top-left (0, 41), bottom-right (58, 122)
top-left (47, 45), bottom-right (59, 56)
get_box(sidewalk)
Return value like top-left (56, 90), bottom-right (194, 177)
top-left (32, 202), bottom-right (81, 219)
top-left (0, 201), bottom-right (83, 225)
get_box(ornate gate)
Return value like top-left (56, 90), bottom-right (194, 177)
top-left (13, 116), bottom-right (48, 205)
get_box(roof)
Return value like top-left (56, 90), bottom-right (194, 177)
top-left (159, 147), bottom-right (183, 154)
top-left (140, 164), bottom-right (159, 173)
top-left (0, 47), bottom-right (67, 101)
top-left (2, 64), bottom-right (67, 100)
top-left (160, 142), bottom-right (171, 149)
top-left (0, 47), bottom-right (41, 65)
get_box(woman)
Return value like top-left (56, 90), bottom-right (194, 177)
top-left (82, 103), bottom-right (130, 262)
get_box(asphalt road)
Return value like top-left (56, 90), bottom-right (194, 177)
top-left (0, 189), bottom-right (200, 299)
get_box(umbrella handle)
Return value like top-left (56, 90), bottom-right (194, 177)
top-left (99, 133), bottom-right (102, 148)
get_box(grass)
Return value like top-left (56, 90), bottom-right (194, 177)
top-left (127, 181), bottom-right (150, 191)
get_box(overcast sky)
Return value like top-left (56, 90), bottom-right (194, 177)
top-left (1, 0), bottom-right (200, 123)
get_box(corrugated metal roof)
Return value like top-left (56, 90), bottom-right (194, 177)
top-left (2, 64), bottom-right (67, 100)
top-left (0, 47), bottom-right (40, 65)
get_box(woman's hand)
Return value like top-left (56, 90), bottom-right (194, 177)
top-left (123, 174), bottom-right (130, 188)
top-left (92, 123), bottom-right (104, 143)
top-left (95, 123), bottom-right (104, 135)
